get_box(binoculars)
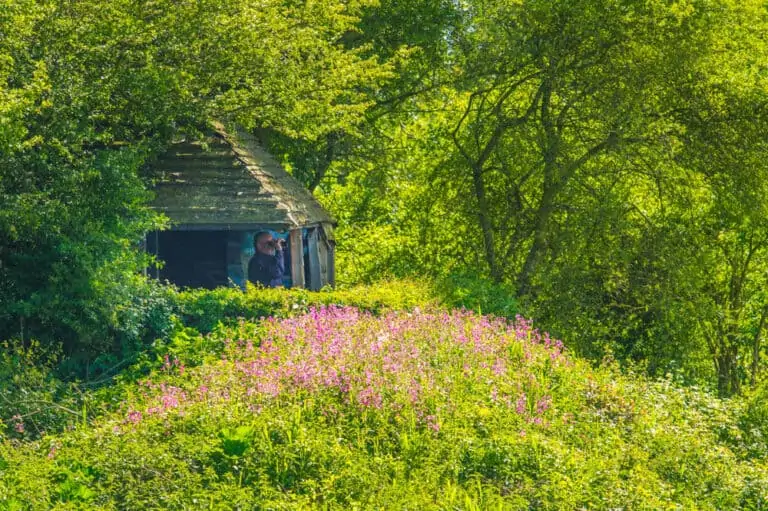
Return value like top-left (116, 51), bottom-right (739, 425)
top-left (266, 238), bottom-right (286, 249)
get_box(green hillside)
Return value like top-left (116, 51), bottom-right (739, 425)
top-left (2, 301), bottom-right (766, 509)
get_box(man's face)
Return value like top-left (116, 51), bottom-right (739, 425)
top-left (255, 233), bottom-right (275, 255)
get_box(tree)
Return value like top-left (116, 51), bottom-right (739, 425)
top-left (0, 0), bottom-right (393, 360)
top-left (302, 0), bottom-right (768, 394)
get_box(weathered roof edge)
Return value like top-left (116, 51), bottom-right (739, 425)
top-left (212, 121), bottom-right (337, 228)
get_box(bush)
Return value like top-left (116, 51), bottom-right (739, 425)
top-left (0, 341), bottom-right (84, 441)
top-left (4, 276), bottom-right (510, 385)
top-left (54, 275), bottom-right (178, 381)
top-left (175, 279), bottom-right (440, 333)
top-left (740, 381), bottom-right (768, 459)
top-left (436, 271), bottom-right (520, 318)
top-left (175, 274), bottom-right (519, 334)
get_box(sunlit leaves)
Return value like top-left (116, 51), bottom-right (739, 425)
top-left (0, 0), bottom-right (394, 354)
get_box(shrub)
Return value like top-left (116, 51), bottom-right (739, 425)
top-left (5, 275), bottom-right (513, 383)
top-left (740, 381), bottom-right (768, 459)
top-left (175, 279), bottom-right (439, 333)
top-left (0, 341), bottom-right (83, 441)
top-left (54, 275), bottom-right (178, 381)
top-left (436, 271), bottom-right (520, 318)
top-left (175, 275), bottom-right (519, 334)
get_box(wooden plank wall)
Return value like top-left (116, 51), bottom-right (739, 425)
top-left (289, 229), bottom-right (305, 288)
top-left (327, 242), bottom-right (335, 288)
top-left (317, 231), bottom-right (328, 288)
top-left (307, 228), bottom-right (322, 291)
top-left (316, 225), bottom-right (335, 289)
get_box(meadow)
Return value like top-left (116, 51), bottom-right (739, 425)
top-left (2, 299), bottom-right (766, 509)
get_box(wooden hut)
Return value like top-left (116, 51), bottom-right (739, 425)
top-left (145, 122), bottom-right (335, 290)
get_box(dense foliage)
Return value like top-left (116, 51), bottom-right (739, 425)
top-left (176, 277), bottom-right (517, 333)
top-left (285, 0), bottom-right (768, 396)
top-left (0, 0), bottom-right (391, 357)
top-left (2, 308), bottom-right (766, 509)
top-left (2, 0), bottom-right (768, 395)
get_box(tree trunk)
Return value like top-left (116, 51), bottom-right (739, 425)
top-left (308, 132), bottom-right (338, 193)
top-left (515, 130), bottom-right (619, 297)
top-left (471, 162), bottom-right (502, 283)
top-left (516, 79), bottom-right (557, 297)
top-left (716, 353), bottom-right (732, 397)
top-left (716, 343), bottom-right (741, 397)
top-left (751, 304), bottom-right (768, 386)
top-left (516, 183), bottom-right (556, 297)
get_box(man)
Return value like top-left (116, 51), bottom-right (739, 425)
top-left (248, 231), bottom-right (286, 287)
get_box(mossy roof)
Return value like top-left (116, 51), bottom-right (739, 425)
top-left (149, 122), bottom-right (334, 230)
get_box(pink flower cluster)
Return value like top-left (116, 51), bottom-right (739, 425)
top-left (11, 414), bottom-right (24, 434)
top-left (162, 355), bottom-right (185, 375)
top-left (124, 307), bottom-right (564, 430)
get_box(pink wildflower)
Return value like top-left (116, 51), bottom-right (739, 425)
top-left (516, 394), bottom-right (527, 415)
top-left (11, 415), bottom-right (24, 434)
top-left (536, 396), bottom-right (551, 415)
top-left (491, 358), bottom-right (506, 376)
top-left (357, 387), bottom-right (383, 408)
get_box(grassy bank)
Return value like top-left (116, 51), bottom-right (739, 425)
top-left (1, 306), bottom-right (766, 509)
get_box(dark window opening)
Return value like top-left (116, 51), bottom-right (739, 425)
top-left (149, 230), bottom-right (229, 289)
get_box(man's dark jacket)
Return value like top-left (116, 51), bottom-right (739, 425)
top-left (248, 249), bottom-right (285, 287)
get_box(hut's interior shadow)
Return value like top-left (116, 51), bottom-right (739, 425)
top-left (155, 231), bottom-right (228, 289)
